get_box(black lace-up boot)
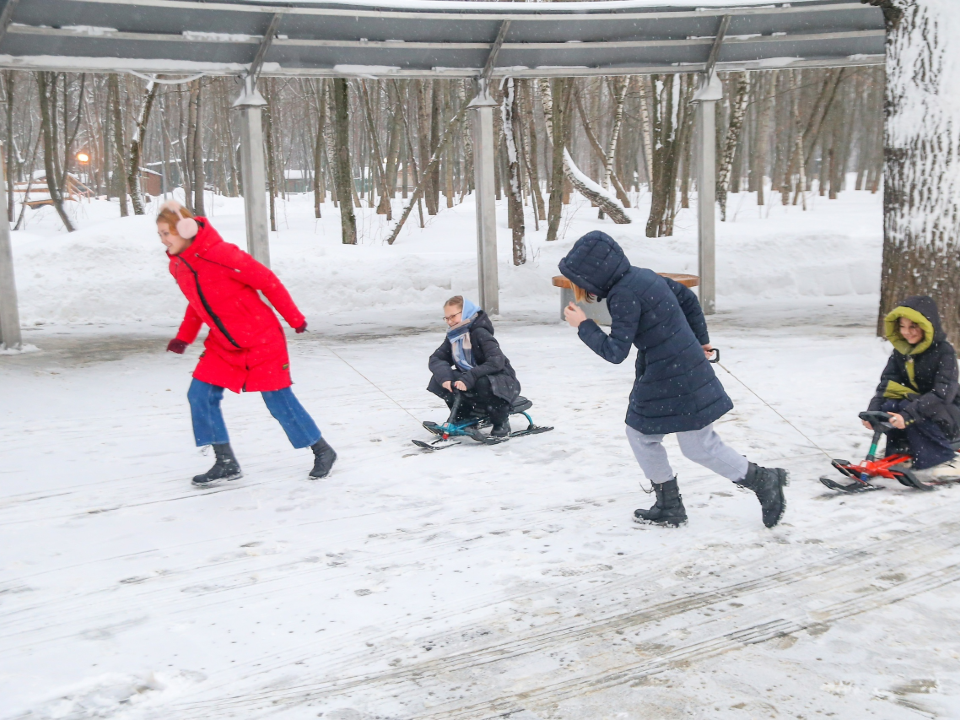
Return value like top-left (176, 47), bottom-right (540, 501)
top-left (310, 437), bottom-right (338, 479)
top-left (633, 477), bottom-right (687, 527)
top-left (192, 443), bottom-right (242, 487)
top-left (735, 462), bottom-right (789, 528)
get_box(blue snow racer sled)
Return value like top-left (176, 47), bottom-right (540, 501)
top-left (413, 390), bottom-right (553, 451)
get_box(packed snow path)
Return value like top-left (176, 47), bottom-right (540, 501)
top-left (3, 297), bottom-right (960, 719)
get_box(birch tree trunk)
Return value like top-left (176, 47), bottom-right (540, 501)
top-left (603, 76), bottom-right (629, 198)
top-left (541, 78), bottom-right (568, 241)
top-left (645, 75), bottom-right (676, 237)
top-left (517, 80), bottom-right (545, 222)
top-left (539, 78), bottom-right (631, 227)
top-left (501, 78), bottom-right (526, 266)
top-left (718, 72), bottom-right (749, 221)
top-left (126, 79), bottom-right (158, 215)
top-left (874, 0), bottom-right (960, 345)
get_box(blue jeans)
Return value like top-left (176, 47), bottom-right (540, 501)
top-left (187, 379), bottom-right (322, 449)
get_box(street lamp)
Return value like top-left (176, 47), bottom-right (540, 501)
top-left (75, 152), bottom-right (90, 187)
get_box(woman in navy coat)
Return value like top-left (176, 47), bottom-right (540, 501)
top-left (559, 231), bottom-right (787, 528)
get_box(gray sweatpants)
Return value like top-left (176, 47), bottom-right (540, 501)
top-left (625, 424), bottom-right (749, 484)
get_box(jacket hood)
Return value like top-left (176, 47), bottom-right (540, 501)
top-left (471, 309), bottom-right (494, 335)
top-left (884, 295), bottom-right (946, 355)
top-left (558, 231), bottom-right (631, 301)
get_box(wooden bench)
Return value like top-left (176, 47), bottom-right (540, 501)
top-left (552, 273), bottom-right (700, 324)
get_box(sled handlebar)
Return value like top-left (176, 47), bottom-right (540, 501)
top-left (708, 348), bottom-right (720, 364)
top-left (446, 389), bottom-right (464, 424)
top-left (859, 410), bottom-right (894, 432)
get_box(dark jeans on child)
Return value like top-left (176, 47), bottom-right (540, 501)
top-left (433, 375), bottom-right (510, 423)
top-left (881, 399), bottom-right (956, 470)
top-left (188, 378), bottom-right (322, 448)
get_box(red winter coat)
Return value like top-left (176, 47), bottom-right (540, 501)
top-left (169, 218), bottom-right (305, 393)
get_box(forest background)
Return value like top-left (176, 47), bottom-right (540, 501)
top-left (0, 66), bottom-right (883, 262)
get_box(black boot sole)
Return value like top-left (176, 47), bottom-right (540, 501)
top-left (192, 471), bottom-right (243, 488)
top-left (632, 513), bottom-right (687, 528)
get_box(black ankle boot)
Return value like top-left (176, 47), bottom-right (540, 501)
top-left (735, 462), bottom-right (789, 528)
top-left (490, 417), bottom-right (511, 437)
top-left (489, 403), bottom-right (511, 437)
top-left (633, 477), bottom-right (687, 527)
top-left (310, 437), bottom-right (337, 479)
top-left (192, 443), bottom-right (242, 487)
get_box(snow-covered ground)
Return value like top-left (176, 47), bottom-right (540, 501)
top-left (4, 186), bottom-right (960, 719)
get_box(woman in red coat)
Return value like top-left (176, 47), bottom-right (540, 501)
top-left (159, 201), bottom-right (336, 486)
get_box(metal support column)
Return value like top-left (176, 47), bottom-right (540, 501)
top-left (0, 145), bottom-right (20, 349)
top-left (693, 72), bottom-right (722, 315)
top-left (233, 75), bottom-right (271, 267)
top-left (469, 90), bottom-right (500, 315)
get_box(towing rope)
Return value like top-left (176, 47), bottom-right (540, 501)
top-left (716, 360), bottom-right (834, 462)
top-left (321, 341), bottom-right (424, 429)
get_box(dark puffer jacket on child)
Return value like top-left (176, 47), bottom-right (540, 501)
top-left (427, 310), bottom-right (521, 403)
top-left (868, 295), bottom-right (960, 436)
top-left (559, 230), bottom-right (732, 435)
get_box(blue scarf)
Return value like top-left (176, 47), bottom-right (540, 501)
top-left (447, 299), bottom-right (480, 371)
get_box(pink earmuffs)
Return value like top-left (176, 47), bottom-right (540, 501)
top-left (160, 200), bottom-right (199, 239)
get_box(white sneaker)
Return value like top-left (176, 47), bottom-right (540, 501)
top-left (923, 458), bottom-right (960, 481)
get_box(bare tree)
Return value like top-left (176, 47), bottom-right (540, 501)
top-left (331, 78), bottom-right (356, 244)
top-left (36, 72), bottom-right (74, 231)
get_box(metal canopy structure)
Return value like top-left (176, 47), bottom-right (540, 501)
top-left (0, 0), bottom-right (885, 348)
top-left (0, 0), bottom-right (883, 76)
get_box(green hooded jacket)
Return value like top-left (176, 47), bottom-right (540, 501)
top-left (868, 295), bottom-right (960, 433)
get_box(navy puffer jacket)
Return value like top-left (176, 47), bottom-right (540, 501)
top-left (559, 231), bottom-right (733, 434)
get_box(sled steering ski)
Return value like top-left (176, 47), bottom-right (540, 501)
top-left (413, 390), bottom-right (553, 451)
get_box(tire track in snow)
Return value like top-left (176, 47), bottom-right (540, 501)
top-left (411, 560), bottom-right (960, 720)
top-left (161, 515), bottom-right (960, 717)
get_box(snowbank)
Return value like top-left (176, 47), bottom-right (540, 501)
top-left (9, 183), bottom-right (881, 326)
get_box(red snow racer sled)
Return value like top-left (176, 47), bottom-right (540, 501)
top-left (820, 411), bottom-right (959, 493)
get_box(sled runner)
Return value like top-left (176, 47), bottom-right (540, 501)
top-left (413, 391), bottom-right (553, 451)
top-left (819, 411), bottom-right (958, 493)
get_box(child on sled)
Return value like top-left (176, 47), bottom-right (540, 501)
top-left (427, 296), bottom-right (520, 438)
top-left (868, 295), bottom-right (960, 480)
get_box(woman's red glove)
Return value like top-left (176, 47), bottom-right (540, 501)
top-left (295, 322), bottom-right (308, 334)
top-left (167, 339), bottom-right (188, 354)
